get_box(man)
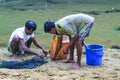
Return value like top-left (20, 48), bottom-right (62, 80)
top-left (44, 13), bottom-right (94, 69)
top-left (8, 20), bottom-right (47, 59)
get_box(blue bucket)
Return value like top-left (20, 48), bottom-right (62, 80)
top-left (85, 44), bottom-right (104, 66)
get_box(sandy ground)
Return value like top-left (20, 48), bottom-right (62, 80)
top-left (0, 47), bottom-right (120, 80)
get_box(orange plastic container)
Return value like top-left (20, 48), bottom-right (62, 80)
top-left (49, 36), bottom-right (69, 59)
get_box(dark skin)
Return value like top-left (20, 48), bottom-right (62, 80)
top-left (10, 27), bottom-right (47, 58)
top-left (51, 35), bottom-right (75, 61)
top-left (48, 27), bottom-right (83, 69)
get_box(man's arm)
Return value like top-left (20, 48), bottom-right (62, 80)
top-left (63, 34), bottom-right (78, 54)
top-left (52, 35), bottom-right (63, 60)
top-left (32, 37), bottom-right (48, 56)
top-left (19, 38), bottom-right (43, 57)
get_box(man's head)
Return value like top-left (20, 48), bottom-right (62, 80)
top-left (44, 21), bottom-right (56, 34)
top-left (25, 20), bottom-right (37, 35)
top-left (25, 20), bottom-right (37, 31)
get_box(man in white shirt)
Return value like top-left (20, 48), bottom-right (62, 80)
top-left (8, 20), bottom-right (47, 59)
top-left (44, 13), bottom-right (94, 69)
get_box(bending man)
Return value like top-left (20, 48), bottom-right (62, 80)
top-left (44, 13), bottom-right (94, 69)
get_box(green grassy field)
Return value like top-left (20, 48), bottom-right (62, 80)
top-left (0, 0), bottom-right (120, 49)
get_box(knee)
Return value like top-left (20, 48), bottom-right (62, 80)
top-left (11, 36), bottom-right (19, 44)
top-left (75, 40), bottom-right (82, 47)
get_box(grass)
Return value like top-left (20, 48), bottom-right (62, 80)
top-left (0, 0), bottom-right (120, 48)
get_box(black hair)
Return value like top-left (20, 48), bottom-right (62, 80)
top-left (44, 21), bottom-right (55, 33)
top-left (25, 20), bottom-right (37, 31)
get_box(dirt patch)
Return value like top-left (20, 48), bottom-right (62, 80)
top-left (0, 47), bottom-right (120, 80)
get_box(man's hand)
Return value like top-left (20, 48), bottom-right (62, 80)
top-left (36, 53), bottom-right (44, 58)
top-left (42, 49), bottom-right (48, 56)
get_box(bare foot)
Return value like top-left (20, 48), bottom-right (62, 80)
top-left (62, 59), bottom-right (75, 63)
top-left (70, 63), bottom-right (81, 69)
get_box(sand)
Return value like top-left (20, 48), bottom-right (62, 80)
top-left (0, 47), bottom-right (120, 80)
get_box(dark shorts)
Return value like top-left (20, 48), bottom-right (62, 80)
top-left (77, 22), bottom-right (94, 41)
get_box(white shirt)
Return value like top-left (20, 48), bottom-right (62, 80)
top-left (9, 27), bottom-right (34, 42)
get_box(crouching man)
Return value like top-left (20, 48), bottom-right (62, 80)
top-left (7, 20), bottom-right (47, 59)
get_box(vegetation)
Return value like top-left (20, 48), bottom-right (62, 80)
top-left (0, 0), bottom-right (120, 49)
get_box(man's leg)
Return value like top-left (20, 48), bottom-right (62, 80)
top-left (63, 43), bottom-right (75, 63)
top-left (26, 38), bottom-right (32, 48)
top-left (23, 38), bottom-right (32, 54)
top-left (10, 37), bottom-right (19, 54)
top-left (63, 36), bottom-right (75, 63)
top-left (69, 43), bottom-right (75, 60)
top-left (70, 40), bottom-right (82, 69)
top-left (9, 37), bottom-right (20, 58)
